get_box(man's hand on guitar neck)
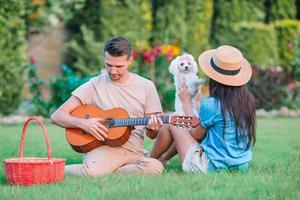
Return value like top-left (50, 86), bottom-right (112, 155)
top-left (79, 118), bottom-right (108, 141)
top-left (146, 114), bottom-right (164, 139)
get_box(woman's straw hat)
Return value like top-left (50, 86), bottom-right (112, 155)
top-left (198, 45), bottom-right (252, 86)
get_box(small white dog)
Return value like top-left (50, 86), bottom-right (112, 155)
top-left (169, 54), bottom-right (205, 116)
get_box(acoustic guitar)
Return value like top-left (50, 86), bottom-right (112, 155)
top-left (66, 105), bottom-right (199, 153)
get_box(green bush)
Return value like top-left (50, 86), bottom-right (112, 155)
top-left (66, 26), bottom-right (104, 76)
top-left (131, 44), bottom-right (181, 111)
top-left (265, 0), bottom-right (297, 23)
top-left (153, 55), bottom-right (176, 112)
top-left (28, 60), bottom-right (52, 116)
top-left (274, 19), bottom-right (300, 68)
top-left (49, 65), bottom-right (91, 110)
top-left (249, 66), bottom-right (286, 110)
top-left (184, 0), bottom-right (213, 56)
top-left (28, 63), bottom-right (91, 117)
top-left (65, 0), bottom-right (152, 76)
top-left (66, 0), bottom-right (101, 40)
top-left (282, 83), bottom-right (300, 109)
top-left (152, 0), bottom-right (213, 56)
top-left (24, 0), bottom-right (80, 34)
top-left (211, 0), bottom-right (265, 46)
top-left (290, 38), bottom-right (300, 81)
top-left (100, 0), bottom-right (152, 49)
top-left (152, 0), bottom-right (187, 46)
top-left (0, 1), bottom-right (26, 115)
top-left (233, 22), bottom-right (278, 68)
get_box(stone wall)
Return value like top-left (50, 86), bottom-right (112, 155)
top-left (25, 24), bottom-right (65, 100)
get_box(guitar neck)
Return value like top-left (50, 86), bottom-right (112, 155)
top-left (112, 116), bottom-right (170, 127)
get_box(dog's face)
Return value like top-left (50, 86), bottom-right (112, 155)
top-left (169, 54), bottom-right (198, 75)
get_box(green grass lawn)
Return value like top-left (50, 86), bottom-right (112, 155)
top-left (0, 117), bottom-right (300, 199)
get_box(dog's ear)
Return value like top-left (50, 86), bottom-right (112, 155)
top-left (169, 56), bottom-right (178, 75)
top-left (193, 60), bottom-right (198, 73)
top-left (191, 57), bottom-right (199, 74)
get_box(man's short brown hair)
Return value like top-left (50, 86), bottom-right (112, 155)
top-left (104, 36), bottom-right (132, 58)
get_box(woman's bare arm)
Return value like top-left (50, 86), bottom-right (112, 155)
top-left (178, 86), bottom-right (206, 141)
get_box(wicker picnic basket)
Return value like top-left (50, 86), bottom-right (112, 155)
top-left (3, 116), bottom-right (66, 186)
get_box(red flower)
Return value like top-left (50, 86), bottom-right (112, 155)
top-left (132, 51), bottom-right (138, 60)
top-left (152, 47), bottom-right (162, 56)
top-left (30, 56), bottom-right (37, 64)
top-left (166, 50), bottom-right (174, 61)
top-left (143, 51), bottom-right (155, 63)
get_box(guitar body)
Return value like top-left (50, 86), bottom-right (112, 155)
top-left (66, 105), bottom-right (131, 153)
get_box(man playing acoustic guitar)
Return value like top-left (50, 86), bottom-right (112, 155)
top-left (51, 37), bottom-right (164, 176)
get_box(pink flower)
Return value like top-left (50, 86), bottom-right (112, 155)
top-left (152, 47), bottom-right (162, 56)
top-left (288, 42), bottom-right (293, 49)
top-left (275, 66), bottom-right (283, 73)
top-left (166, 50), bottom-right (173, 61)
top-left (286, 82), bottom-right (297, 91)
top-left (270, 66), bottom-right (283, 73)
top-left (30, 56), bottom-right (37, 64)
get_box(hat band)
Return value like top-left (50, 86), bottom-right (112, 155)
top-left (210, 58), bottom-right (240, 76)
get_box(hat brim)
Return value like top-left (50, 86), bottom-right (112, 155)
top-left (198, 49), bottom-right (252, 86)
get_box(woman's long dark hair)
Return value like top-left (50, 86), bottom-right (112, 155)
top-left (209, 79), bottom-right (256, 148)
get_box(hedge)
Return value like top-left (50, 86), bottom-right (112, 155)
top-left (184, 0), bottom-right (213, 56)
top-left (274, 19), bottom-right (300, 68)
top-left (0, 1), bottom-right (26, 115)
top-left (266, 0), bottom-right (297, 23)
top-left (66, 0), bottom-right (152, 76)
top-left (66, 25), bottom-right (104, 76)
top-left (211, 0), bottom-right (265, 46)
top-left (152, 0), bottom-right (187, 46)
top-left (100, 0), bottom-right (152, 49)
top-left (233, 22), bottom-right (278, 68)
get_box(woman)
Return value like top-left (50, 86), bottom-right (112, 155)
top-left (150, 45), bottom-right (256, 172)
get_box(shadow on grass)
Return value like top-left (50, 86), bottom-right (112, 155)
top-left (0, 174), bottom-right (8, 185)
top-left (164, 157), bottom-right (183, 173)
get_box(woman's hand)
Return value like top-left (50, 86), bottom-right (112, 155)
top-left (178, 84), bottom-right (195, 116)
top-left (178, 84), bottom-right (192, 104)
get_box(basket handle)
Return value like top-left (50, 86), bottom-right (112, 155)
top-left (19, 116), bottom-right (52, 160)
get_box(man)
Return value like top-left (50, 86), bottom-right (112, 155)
top-left (51, 36), bottom-right (164, 176)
